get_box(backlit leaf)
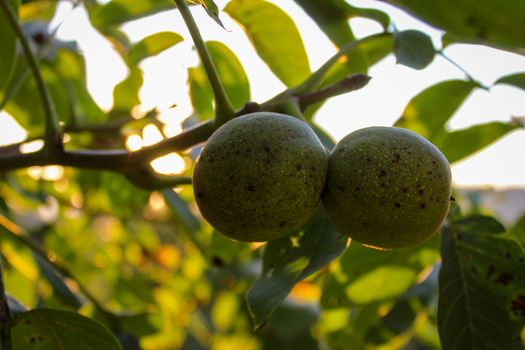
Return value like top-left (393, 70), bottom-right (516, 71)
top-left (0, 0), bottom-right (19, 101)
top-left (12, 309), bottom-right (122, 350)
top-left (394, 30), bottom-right (435, 70)
top-left (53, 49), bottom-right (106, 125)
top-left (321, 236), bottom-right (440, 308)
top-left (394, 80), bottom-right (476, 141)
top-left (293, 0), bottom-right (390, 74)
top-left (128, 32), bottom-right (184, 65)
top-left (188, 41), bottom-right (250, 119)
top-left (436, 121), bottom-right (520, 164)
top-left (384, 0), bottom-right (525, 52)
top-left (225, 0), bottom-right (310, 87)
top-left (5, 64), bottom-right (71, 135)
top-left (438, 215), bottom-right (525, 349)
top-left (112, 66), bottom-right (143, 113)
top-left (495, 72), bottom-right (525, 91)
top-left (89, 0), bottom-right (173, 28)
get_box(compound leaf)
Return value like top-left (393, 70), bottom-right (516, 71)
top-left (128, 32), bottom-right (184, 65)
top-left (438, 215), bottom-right (525, 350)
top-left (394, 80), bottom-right (476, 141)
top-left (11, 309), bottom-right (122, 350)
top-left (436, 121), bottom-right (521, 164)
top-left (225, 0), bottom-right (310, 87)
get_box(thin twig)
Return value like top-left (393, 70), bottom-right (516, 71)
top-left (298, 74), bottom-right (372, 110)
top-left (0, 0), bottom-right (63, 151)
top-left (174, 0), bottom-right (235, 125)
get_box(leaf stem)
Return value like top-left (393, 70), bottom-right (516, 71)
top-left (437, 50), bottom-right (488, 89)
top-left (174, 0), bottom-right (235, 125)
top-left (0, 0), bottom-right (62, 152)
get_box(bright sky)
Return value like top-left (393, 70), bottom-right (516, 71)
top-left (1, 0), bottom-right (524, 188)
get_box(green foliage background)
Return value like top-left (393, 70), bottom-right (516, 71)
top-left (0, 0), bottom-right (524, 349)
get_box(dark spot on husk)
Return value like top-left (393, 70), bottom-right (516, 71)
top-left (420, 203), bottom-right (426, 209)
top-left (245, 185), bottom-right (256, 192)
top-left (392, 153), bottom-right (401, 163)
top-left (379, 170), bottom-right (387, 177)
top-left (510, 294), bottom-right (525, 316)
top-left (496, 272), bottom-right (513, 286)
top-left (394, 202), bottom-right (401, 208)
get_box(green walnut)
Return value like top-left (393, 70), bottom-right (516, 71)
top-left (193, 112), bottom-right (328, 242)
top-left (322, 126), bottom-right (452, 249)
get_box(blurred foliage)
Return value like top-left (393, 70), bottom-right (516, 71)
top-left (0, 0), bottom-right (524, 349)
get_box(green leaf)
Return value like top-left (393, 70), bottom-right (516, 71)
top-left (53, 49), bottom-right (106, 125)
top-left (293, 0), bottom-right (356, 47)
top-left (89, 0), bottom-right (174, 29)
top-left (209, 230), bottom-right (250, 265)
top-left (394, 80), bottom-right (476, 141)
top-left (303, 34), bottom-right (394, 120)
top-left (0, 0), bottom-right (19, 100)
top-left (128, 32), bottom-right (184, 65)
top-left (11, 309), bottom-right (122, 350)
top-left (188, 66), bottom-right (214, 120)
top-left (5, 64), bottom-right (72, 135)
top-left (509, 214), bottom-right (525, 246)
top-left (495, 72), bottom-right (525, 91)
top-left (321, 236), bottom-right (440, 308)
top-left (190, 0), bottom-right (225, 28)
top-left (225, 0), bottom-right (310, 87)
top-left (163, 189), bottom-right (201, 234)
top-left (34, 254), bottom-right (83, 309)
top-left (293, 0), bottom-right (390, 74)
top-left (394, 30), bottom-right (435, 70)
top-left (438, 215), bottom-right (525, 350)
top-left (246, 207), bottom-right (347, 329)
top-left (436, 121), bottom-right (520, 164)
top-left (384, 0), bottom-right (525, 52)
top-left (112, 66), bottom-right (143, 113)
top-left (20, 1), bottom-right (56, 21)
top-left (188, 41), bottom-right (250, 119)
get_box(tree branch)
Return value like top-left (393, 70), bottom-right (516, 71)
top-left (0, 120), bottom-right (215, 175)
top-left (0, 0), bottom-right (62, 151)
